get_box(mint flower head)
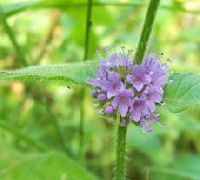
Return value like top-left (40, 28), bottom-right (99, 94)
top-left (88, 49), bottom-right (169, 132)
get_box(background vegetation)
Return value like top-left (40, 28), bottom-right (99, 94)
top-left (0, 0), bottom-right (200, 179)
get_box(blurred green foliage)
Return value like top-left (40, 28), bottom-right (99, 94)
top-left (0, 0), bottom-right (200, 179)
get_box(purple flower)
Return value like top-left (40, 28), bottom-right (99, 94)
top-left (102, 72), bottom-right (123, 98)
top-left (105, 105), bottom-right (115, 114)
top-left (145, 87), bottom-right (162, 101)
top-left (98, 93), bottom-right (107, 101)
top-left (126, 65), bottom-right (151, 91)
top-left (130, 97), bottom-right (148, 122)
top-left (143, 55), bottom-right (168, 88)
top-left (118, 52), bottom-right (133, 71)
top-left (140, 119), bottom-right (153, 132)
top-left (89, 50), bottom-right (169, 132)
top-left (101, 53), bottom-right (119, 68)
top-left (112, 87), bottom-right (133, 117)
top-left (97, 64), bottom-right (107, 79)
top-left (140, 113), bottom-right (160, 132)
top-left (88, 63), bottom-right (107, 88)
top-left (103, 52), bottom-right (133, 69)
top-left (142, 87), bottom-right (162, 111)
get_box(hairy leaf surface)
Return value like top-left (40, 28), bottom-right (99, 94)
top-left (164, 73), bottom-right (200, 113)
top-left (0, 61), bottom-right (98, 86)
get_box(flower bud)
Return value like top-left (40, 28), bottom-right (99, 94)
top-left (105, 105), bottom-right (114, 114)
top-left (92, 90), bottom-right (98, 97)
top-left (98, 93), bottom-right (107, 101)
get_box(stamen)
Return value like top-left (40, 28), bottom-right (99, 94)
top-left (167, 79), bottom-right (173, 83)
top-left (158, 102), bottom-right (165, 106)
top-left (127, 49), bottom-right (133, 59)
top-left (156, 52), bottom-right (164, 61)
top-left (142, 128), bottom-right (147, 134)
top-left (156, 121), bottom-right (166, 128)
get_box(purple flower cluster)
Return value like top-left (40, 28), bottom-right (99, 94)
top-left (89, 51), bottom-right (168, 132)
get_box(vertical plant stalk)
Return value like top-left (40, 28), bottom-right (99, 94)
top-left (79, 0), bottom-right (93, 160)
top-left (115, 0), bottom-right (160, 179)
top-left (115, 124), bottom-right (127, 180)
top-left (0, 6), bottom-right (27, 66)
top-left (84, 0), bottom-right (93, 60)
top-left (134, 0), bottom-right (160, 64)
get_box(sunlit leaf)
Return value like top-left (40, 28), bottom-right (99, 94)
top-left (164, 73), bottom-right (200, 113)
top-left (149, 154), bottom-right (200, 180)
top-left (2, 0), bottom-right (67, 17)
top-left (127, 126), bottom-right (161, 158)
top-left (0, 151), bottom-right (97, 180)
top-left (0, 119), bottom-right (47, 151)
top-left (0, 61), bottom-right (98, 86)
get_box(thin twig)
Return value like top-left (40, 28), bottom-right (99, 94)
top-left (0, 119), bottom-right (47, 151)
top-left (0, 6), bottom-right (27, 66)
top-left (79, 0), bottom-right (93, 162)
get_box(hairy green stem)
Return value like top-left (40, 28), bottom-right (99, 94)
top-left (0, 6), bottom-right (27, 66)
top-left (79, 89), bottom-right (84, 160)
top-left (115, 0), bottom-right (161, 179)
top-left (115, 125), bottom-right (127, 180)
top-left (134, 0), bottom-right (160, 64)
top-left (79, 0), bottom-right (93, 161)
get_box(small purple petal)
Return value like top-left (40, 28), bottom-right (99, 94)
top-left (126, 75), bottom-right (132, 83)
top-left (130, 111), bottom-right (141, 122)
top-left (107, 90), bottom-right (117, 99)
top-left (140, 120), bottom-right (153, 132)
top-left (105, 105), bottom-right (114, 114)
top-left (130, 97), bottom-right (148, 121)
top-left (147, 101), bottom-right (155, 112)
top-left (119, 105), bottom-right (128, 117)
top-left (98, 93), bottom-right (107, 101)
top-left (134, 81), bottom-right (144, 91)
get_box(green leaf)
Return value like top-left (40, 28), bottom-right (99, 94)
top-left (2, 1), bottom-right (45, 16)
top-left (2, 1), bottom-right (199, 18)
top-left (2, 0), bottom-right (66, 17)
top-left (0, 61), bottom-right (98, 86)
top-left (178, 109), bottom-right (200, 131)
top-left (164, 73), bottom-right (200, 113)
top-left (0, 151), bottom-right (97, 180)
top-left (0, 119), bottom-right (48, 151)
top-left (127, 126), bottom-right (161, 159)
top-left (173, 154), bottom-right (200, 177)
top-left (148, 154), bottom-right (200, 179)
top-left (2, 0), bottom-right (86, 17)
